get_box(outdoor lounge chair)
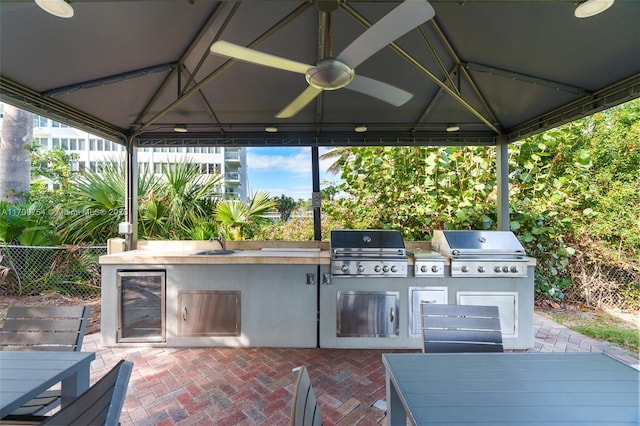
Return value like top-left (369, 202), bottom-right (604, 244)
top-left (0, 306), bottom-right (90, 418)
top-left (1, 359), bottom-right (133, 425)
top-left (291, 365), bottom-right (323, 426)
top-left (420, 303), bottom-right (504, 353)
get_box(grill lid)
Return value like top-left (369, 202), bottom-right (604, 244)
top-left (331, 229), bottom-right (406, 256)
top-left (432, 230), bottom-right (526, 258)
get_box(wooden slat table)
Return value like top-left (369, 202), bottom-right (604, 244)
top-left (383, 352), bottom-right (639, 425)
top-left (0, 351), bottom-right (95, 418)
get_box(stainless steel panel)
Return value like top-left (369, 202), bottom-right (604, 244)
top-left (337, 291), bottom-right (399, 337)
top-left (451, 259), bottom-right (528, 277)
top-left (408, 287), bottom-right (447, 337)
top-left (331, 259), bottom-right (408, 277)
top-left (178, 291), bottom-right (240, 336)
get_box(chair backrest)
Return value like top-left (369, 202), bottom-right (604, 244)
top-left (421, 303), bottom-right (503, 353)
top-left (0, 306), bottom-right (90, 351)
top-left (41, 359), bottom-right (133, 426)
top-left (290, 365), bottom-right (323, 426)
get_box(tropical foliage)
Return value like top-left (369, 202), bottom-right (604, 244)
top-left (216, 191), bottom-right (276, 240)
top-left (317, 99), bottom-right (639, 301)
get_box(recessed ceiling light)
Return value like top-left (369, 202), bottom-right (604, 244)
top-left (354, 125), bottom-right (368, 133)
top-left (265, 126), bottom-right (278, 133)
top-left (446, 124), bottom-right (460, 132)
top-left (575, 0), bottom-right (614, 18)
top-left (174, 125), bottom-right (187, 133)
top-left (35, 0), bottom-right (74, 18)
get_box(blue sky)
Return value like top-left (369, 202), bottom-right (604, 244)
top-left (246, 147), bottom-right (338, 201)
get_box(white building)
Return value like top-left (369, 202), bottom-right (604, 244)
top-left (28, 113), bottom-right (247, 201)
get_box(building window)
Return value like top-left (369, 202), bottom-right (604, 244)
top-left (89, 161), bottom-right (97, 172)
top-left (51, 121), bottom-right (69, 128)
top-left (34, 137), bottom-right (49, 148)
top-left (33, 115), bottom-right (48, 128)
top-left (78, 161), bottom-right (85, 172)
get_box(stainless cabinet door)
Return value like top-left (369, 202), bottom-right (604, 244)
top-left (179, 290), bottom-right (241, 336)
top-left (337, 291), bottom-right (399, 337)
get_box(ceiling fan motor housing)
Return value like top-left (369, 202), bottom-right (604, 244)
top-left (305, 58), bottom-right (354, 90)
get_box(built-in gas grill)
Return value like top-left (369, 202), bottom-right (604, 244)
top-left (330, 230), bottom-right (408, 277)
top-left (432, 230), bottom-right (529, 277)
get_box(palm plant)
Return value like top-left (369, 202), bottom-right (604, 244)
top-left (55, 162), bottom-right (131, 243)
top-left (160, 161), bottom-right (223, 239)
top-left (57, 160), bottom-right (222, 243)
top-left (216, 191), bottom-right (276, 240)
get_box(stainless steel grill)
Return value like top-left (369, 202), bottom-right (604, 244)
top-left (330, 230), bottom-right (408, 277)
top-left (432, 230), bottom-right (529, 277)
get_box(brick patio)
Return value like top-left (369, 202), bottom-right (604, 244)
top-left (81, 314), bottom-right (638, 426)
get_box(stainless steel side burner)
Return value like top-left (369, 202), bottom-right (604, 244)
top-left (432, 230), bottom-right (529, 277)
top-left (330, 230), bottom-right (408, 277)
top-left (412, 251), bottom-right (446, 277)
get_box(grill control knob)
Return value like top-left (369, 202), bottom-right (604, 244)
top-left (502, 266), bottom-right (510, 273)
top-left (374, 265), bottom-right (382, 273)
top-left (357, 264), bottom-right (365, 273)
top-left (383, 265), bottom-right (390, 273)
top-left (461, 265), bottom-right (469, 273)
top-left (341, 264), bottom-right (349, 272)
top-left (420, 265), bottom-right (428, 273)
top-left (510, 266), bottom-right (519, 273)
top-left (494, 266), bottom-right (502, 273)
top-left (432, 265), bottom-right (439, 273)
top-left (478, 265), bottom-right (486, 273)
top-left (390, 265), bottom-right (398, 273)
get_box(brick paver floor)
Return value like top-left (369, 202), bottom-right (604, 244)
top-left (81, 314), bottom-right (638, 425)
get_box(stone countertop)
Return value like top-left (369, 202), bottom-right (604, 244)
top-left (99, 240), bottom-right (535, 266)
top-left (99, 247), bottom-right (331, 265)
top-left (100, 240), bottom-right (433, 266)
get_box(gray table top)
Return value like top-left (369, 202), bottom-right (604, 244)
top-left (383, 352), bottom-right (640, 425)
top-left (0, 351), bottom-right (95, 418)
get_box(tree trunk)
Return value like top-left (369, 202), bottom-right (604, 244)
top-left (0, 104), bottom-right (32, 203)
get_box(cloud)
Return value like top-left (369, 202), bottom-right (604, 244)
top-left (248, 149), bottom-right (311, 177)
top-left (246, 147), bottom-right (342, 199)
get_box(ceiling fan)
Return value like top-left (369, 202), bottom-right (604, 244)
top-left (209, 0), bottom-right (435, 118)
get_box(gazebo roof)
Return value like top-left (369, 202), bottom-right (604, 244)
top-left (1, 0), bottom-right (638, 147)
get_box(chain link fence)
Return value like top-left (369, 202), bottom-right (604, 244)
top-left (565, 256), bottom-right (640, 311)
top-left (0, 245), bottom-right (106, 297)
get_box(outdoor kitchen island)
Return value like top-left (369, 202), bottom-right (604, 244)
top-left (99, 237), bottom-right (535, 350)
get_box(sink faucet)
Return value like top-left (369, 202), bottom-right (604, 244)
top-left (210, 234), bottom-right (226, 250)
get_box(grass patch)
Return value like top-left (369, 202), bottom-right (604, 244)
top-left (572, 324), bottom-right (639, 353)
top-left (552, 311), bottom-right (640, 355)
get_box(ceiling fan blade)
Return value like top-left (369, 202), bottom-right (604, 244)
top-left (275, 86), bottom-right (323, 118)
top-left (210, 40), bottom-right (313, 74)
top-left (336, 0), bottom-right (435, 69)
top-left (346, 75), bottom-right (413, 106)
